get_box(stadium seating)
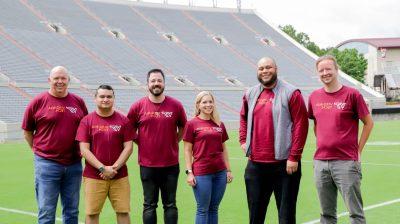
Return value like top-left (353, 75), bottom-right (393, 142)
top-left (0, 0), bottom-right (383, 126)
top-left (0, 86), bottom-right (30, 123)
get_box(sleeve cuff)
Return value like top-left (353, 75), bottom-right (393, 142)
top-left (288, 154), bottom-right (301, 162)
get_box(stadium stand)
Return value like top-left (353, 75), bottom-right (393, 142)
top-left (0, 86), bottom-right (30, 123)
top-left (0, 0), bottom-right (385, 141)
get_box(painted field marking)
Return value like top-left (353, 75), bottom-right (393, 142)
top-left (359, 162), bottom-right (400, 167)
top-left (229, 158), bottom-right (400, 167)
top-left (0, 207), bottom-right (84, 224)
top-left (302, 198), bottom-right (400, 224)
top-left (365, 149), bottom-right (400, 153)
top-left (367, 141), bottom-right (400, 146)
top-left (301, 160), bottom-right (400, 168)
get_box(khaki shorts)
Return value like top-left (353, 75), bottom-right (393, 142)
top-left (83, 176), bottom-right (130, 215)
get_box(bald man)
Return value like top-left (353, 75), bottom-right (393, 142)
top-left (239, 57), bottom-right (308, 224)
top-left (22, 66), bottom-right (88, 224)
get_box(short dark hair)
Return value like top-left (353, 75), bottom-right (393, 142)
top-left (95, 84), bottom-right (114, 96)
top-left (147, 68), bottom-right (165, 83)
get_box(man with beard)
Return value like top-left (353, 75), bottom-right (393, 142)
top-left (239, 57), bottom-right (308, 224)
top-left (127, 68), bottom-right (187, 224)
top-left (309, 55), bottom-right (373, 224)
top-left (22, 66), bottom-right (88, 224)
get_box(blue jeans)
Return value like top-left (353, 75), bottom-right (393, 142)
top-left (193, 170), bottom-right (227, 224)
top-left (34, 155), bottom-right (82, 224)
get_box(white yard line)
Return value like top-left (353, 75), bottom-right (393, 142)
top-left (359, 162), bottom-right (400, 167)
top-left (301, 160), bottom-right (400, 167)
top-left (302, 198), bottom-right (400, 224)
top-left (365, 149), bottom-right (400, 153)
top-left (230, 158), bottom-right (400, 167)
top-left (0, 207), bottom-right (84, 224)
top-left (366, 141), bottom-right (400, 146)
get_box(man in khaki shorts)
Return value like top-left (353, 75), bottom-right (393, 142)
top-left (76, 85), bottom-right (135, 224)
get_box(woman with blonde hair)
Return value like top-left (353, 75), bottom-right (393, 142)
top-left (183, 91), bottom-right (233, 224)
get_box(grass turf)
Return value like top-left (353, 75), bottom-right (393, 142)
top-left (0, 120), bottom-right (399, 223)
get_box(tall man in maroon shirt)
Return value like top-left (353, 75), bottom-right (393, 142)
top-left (76, 85), bottom-right (134, 224)
top-left (128, 69), bottom-right (187, 224)
top-left (308, 55), bottom-right (373, 224)
top-left (239, 57), bottom-right (308, 224)
top-left (22, 66), bottom-right (88, 224)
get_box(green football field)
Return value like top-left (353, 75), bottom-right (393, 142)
top-left (0, 120), bottom-right (399, 223)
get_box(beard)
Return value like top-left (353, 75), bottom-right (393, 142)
top-left (149, 85), bottom-right (164, 96)
top-left (258, 72), bottom-right (277, 87)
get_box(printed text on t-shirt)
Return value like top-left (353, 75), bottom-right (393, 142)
top-left (92, 125), bottom-right (121, 132)
top-left (144, 111), bottom-right (174, 118)
top-left (48, 106), bottom-right (78, 113)
top-left (195, 127), bottom-right (222, 132)
top-left (256, 97), bottom-right (273, 105)
top-left (315, 102), bottom-right (346, 110)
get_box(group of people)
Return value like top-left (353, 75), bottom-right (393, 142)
top-left (22, 54), bottom-right (373, 224)
top-left (239, 55), bottom-right (373, 224)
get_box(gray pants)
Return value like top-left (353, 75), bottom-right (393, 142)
top-left (314, 160), bottom-right (365, 224)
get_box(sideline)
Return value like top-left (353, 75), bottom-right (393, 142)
top-left (302, 198), bottom-right (400, 224)
top-left (229, 157), bottom-right (400, 167)
top-left (365, 149), bottom-right (400, 153)
top-left (0, 206), bottom-right (84, 224)
top-left (366, 141), bottom-right (400, 146)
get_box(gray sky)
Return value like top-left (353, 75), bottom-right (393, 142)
top-left (136, 0), bottom-right (400, 48)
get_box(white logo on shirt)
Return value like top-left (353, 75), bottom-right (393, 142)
top-left (161, 111), bottom-right (173, 118)
top-left (109, 125), bottom-right (121, 132)
top-left (212, 127), bottom-right (223, 132)
top-left (334, 102), bottom-right (346, 110)
top-left (65, 107), bottom-right (77, 114)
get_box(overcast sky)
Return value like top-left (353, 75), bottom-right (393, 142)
top-left (253, 0), bottom-right (400, 48)
top-left (147, 0), bottom-right (400, 48)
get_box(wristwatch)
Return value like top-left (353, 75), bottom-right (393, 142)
top-left (185, 169), bottom-right (193, 175)
top-left (98, 166), bottom-right (105, 173)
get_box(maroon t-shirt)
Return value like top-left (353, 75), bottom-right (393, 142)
top-left (239, 90), bottom-right (308, 163)
top-left (183, 117), bottom-right (229, 176)
top-left (127, 96), bottom-right (187, 167)
top-left (76, 111), bottom-right (135, 179)
top-left (308, 86), bottom-right (370, 161)
top-left (250, 89), bottom-right (276, 163)
top-left (21, 92), bottom-right (88, 165)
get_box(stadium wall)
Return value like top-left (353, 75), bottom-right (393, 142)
top-left (0, 122), bottom-right (22, 143)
